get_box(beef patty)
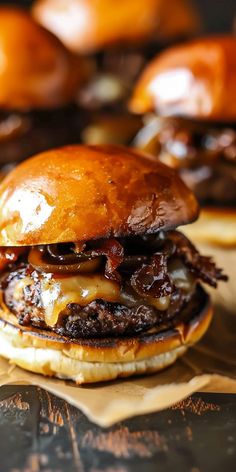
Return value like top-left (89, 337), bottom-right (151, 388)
top-left (3, 264), bottom-right (193, 338)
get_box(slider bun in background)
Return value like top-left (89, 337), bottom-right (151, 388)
top-left (129, 36), bottom-right (236, 121)
top-left (0, 7), bottom-right (86, 110)
top-left (32, 0), bottom-right (201, 53)
top-left (32, 0), bottom-right (201, 111)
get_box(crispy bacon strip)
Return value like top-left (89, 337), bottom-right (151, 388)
top-left (89, 239), bottom-right (124, 282)
top-left (169, 231), bottom-right (228, 287)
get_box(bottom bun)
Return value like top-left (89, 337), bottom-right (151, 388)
top-left (0, 289), bottom-right (212, 384)
top-left (0, 331), bottom-right (187, 384)
top-left (182, 207), bottom-right (236, 247)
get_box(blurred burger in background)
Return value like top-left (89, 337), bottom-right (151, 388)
top-left (130, 36), bottom-right (236, 247)
top-left (32, 0), bottom-right (201, 111)
top-left (0, 6), bottom-right (89, 177)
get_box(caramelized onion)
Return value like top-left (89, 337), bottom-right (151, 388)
top-left (45, 244), bottom-right (90, 264)
top-left (131, 254), bottom-right (173, 299)
top-left (28, 239), bottom-right (124, 278)
top-left (18, 232), bottom-right (228, 297)
top-left (120, 255), bottom-right (149, 273)
top-left (28, 247), bottom-right (101, 274)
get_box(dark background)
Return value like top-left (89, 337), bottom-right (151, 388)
top-left (2, 0), bottom-right (236, 33)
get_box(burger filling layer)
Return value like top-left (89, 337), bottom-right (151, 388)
top-left (79, 44), bottom-right (165, 109)
top-left (0, 231), bottom-right (226, 339)
top-left (134, 117), bottom-right (236, 207)
top-left (0, 107), bottom-right (84, 168)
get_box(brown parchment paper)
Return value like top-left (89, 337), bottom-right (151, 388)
top-left (0, 244), bottom-right (235, 427)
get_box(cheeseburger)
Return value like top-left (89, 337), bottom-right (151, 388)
top-left (0, 7), bottom-right (87, 168)
top-left (33, 0), bottom-right (201, 109)
top-left (0, 145), bottom-right (226, 384)
top-left (130, 36), bottom-right (236, 246)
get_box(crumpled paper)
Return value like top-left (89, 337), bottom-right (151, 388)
top-left (0, 245), bottom-right (235, 427)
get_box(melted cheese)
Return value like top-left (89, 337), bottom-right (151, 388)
top-left (13, 273), bottom-right (120, 328)
top-left (148, 296), bottom-right (170, 311)
top-left (13, 272), bottom-right (171, 329)
top-left (169, 259), bottom-right (195, 292)
top-left (40, 274), bottom-right (120, 327)
top-left (120, 289), bottom-right (170, 312)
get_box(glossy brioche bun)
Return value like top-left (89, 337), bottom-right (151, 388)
top-left (32, 0), bottom-right (200, 54)
top-left (0, 144), bottom-right (199, 246)
top-left (0, 292), bottom-right (212, 383)
top-left (0, 7), bottom-right (86, 110)
top-left (130, 36), bottom-right (236, 121)
top-left (182, 207), bottom-right (236, 247)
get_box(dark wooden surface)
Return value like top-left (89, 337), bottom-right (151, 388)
top-left (0, 386), bottom-right (235, 472)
